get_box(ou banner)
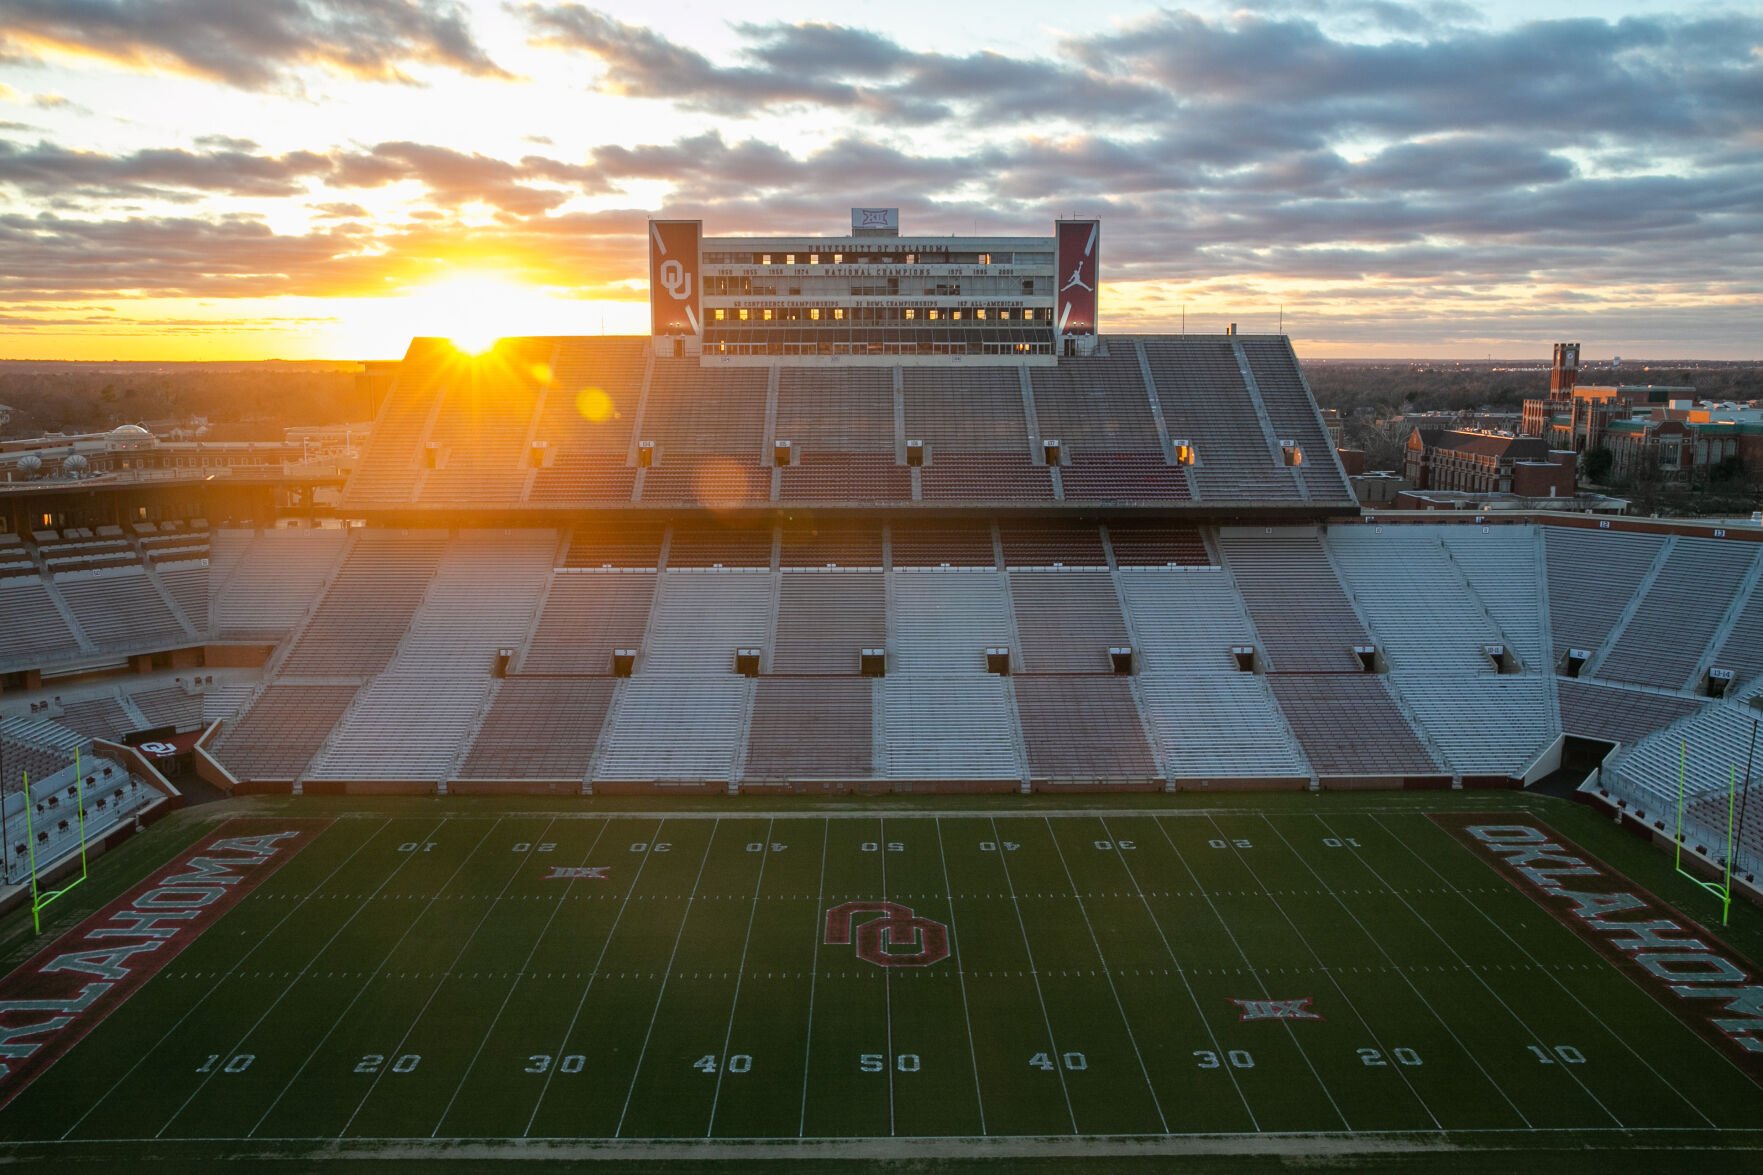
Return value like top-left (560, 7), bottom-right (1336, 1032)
top-left (649, 219), bottom-right (702, 337)
top-left (1055, 219), bottom-right (1100, 339)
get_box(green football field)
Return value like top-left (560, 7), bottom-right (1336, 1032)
top-left (0, 792), bottom-right (1758, 1172)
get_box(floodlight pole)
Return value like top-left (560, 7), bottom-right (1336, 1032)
top-left (22, 770), bottom-right (37, 935)
top-left (75, 746), bottom-right (87, 882)
top-left (1737, 716), bottom-right (1759, 883)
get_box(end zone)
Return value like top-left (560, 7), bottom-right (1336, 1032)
top-left (1435, 813), bottom-right (1763, 1081)
top-left (0, 819), bottom-right (328, 1109)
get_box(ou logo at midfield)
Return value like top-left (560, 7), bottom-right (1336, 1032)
top-left (824, 900), bottom-right (949, 969)
top-left (659, 258), bottom-right (691, 300)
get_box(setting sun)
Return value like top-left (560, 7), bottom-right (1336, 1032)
top-left (408, 273), bottom-right (553, 355)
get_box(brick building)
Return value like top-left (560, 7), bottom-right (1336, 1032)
top-left (1404, 428), bottom-right (1577, 496)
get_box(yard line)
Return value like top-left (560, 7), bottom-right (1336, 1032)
top-left (1203, 814), bottom-right (1440, 1131)
top-left (1040, 818), bottom-right (1169, 1134)
top-left (931, 817), bottom-right (988, 1136)
top-left (1319, 813), bottom-right (1621, 1126)
top-left (1149, 815), bottom-right (1350, 1132)
top-left (613, 819), bottom-right (721, 1138)
top-left (796, 817), bottom-right (832, 1138)
top-left (430, 817), bottom-right (612, 1136)
top-left (986, 816), bottom-right (1078, 1136)
top-left (59, 818), bottom-right (396, 1141)
top-left (1257, 815), bottom-right (1528, 1128)
top-left (522, 817), bottom-right (665, 1138)
top-left (879, 816), bottom-right (896, 1137)
top-left (705, 818), bottom-right (776, 1138)
top-left (1098, 816), bottom-right (1256, 1131)
top-left (240, 817), bottom-right (502, 1140)
top-left (1366, 813), bottom-right (1718, 1128)
top-left (339, 817), bottom-right (561, 1137)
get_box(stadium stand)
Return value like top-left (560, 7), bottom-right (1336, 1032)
top-left (1238, 338), bottom-right (1353, 502)
top-left (539, 336), bottom-right (648, 456)
top-left (595, 678), bottom-right (752, 783)
top-left (1606, 698), bottom-right (1759, 819)
top-left (1543, 526), bottom-right (1665, 663)
top-left (277, 530), bottom-right (448, 678)
top-left (305, 675), bottom-right (491, 786)
top-left (341, 338), bottom-right (451, 508)
top-left (778, 519), bottom-right (884, 568)
top-left (54, 566), bottom-right (187, 650)
top-left (1117, 568), bottom-right (1257, 673)
top-left (1219, 529), bottom-right (1368, 672)
top-left (1710, 583), bottom-right (1763, 692)
top-left (778, 453), bottom-right (909, 502)
top-left (1435, 525), bottom-right (1550, 671)
top-left (1105, 521), bottom-right (1211, 567)
top-left (900, 368), bottom-right (1028, 452)
top-left (640, 573), bottom-right (775, 674)
top-left (1557, 679), bottom-right (1708, 747)
top-left (211, 684), bottom-right (359, 782)
top-left (0, 576), bottom-right (83, 666)
top-left (888, 519), bottom-right (996, 568)
top-left (743, 678), bottom-right (875, 783)
top-left (13, 325), bottom-right (1762, 812)
top-left (999, 520), bottom-right (1107, 568)
top-left (419, 339), bottom-right (553, 505)
top-left (156, 560), bottom-right (209, 635)
top-left (771, 573), bottom-right (885, 674)
top-left (1389, 675), bottom-right (1557, 777)
top-left (919, 453), bottom-right (1054, 501)
top-left (562, 521), bottom-right (664, 568)
top-left (1135, 675), bottom-right (1310, 782)
top-left (1028, 347), bottom-right (1162, 452)
top-left (775, 368), bottom-right (895, 453)
top-left (386, 530), bottom-right (554, 676)
top-left (642, 359), bottom-right (768, 455)
top-left (457, 679), bottom-right (615, 783)
top-left (521, 571), bottom-right (656, 675)
top-left (1015, 676), bottom-right (1159, 783)
top-left (1329, 527), bottom-right (1509, 674)
top-left (664, 520), bottom-right (773, 568)
top-left (1008, 571), bottom-right (1129, 672)
top-left (638, 456), bottom-right (769, 507)
top-left (128, 684), bottom-right (205, 732)
top-left (1268, 675), bottom-right (1441, 778)
top-left (210, 528), bottom-right (350, 641)
top-left (1059, 453), bottom-right (1191, 502)
top-left (54, 696), bottom-right (133, 743)
top-left (1143, 339), bottom-right (1299, 501)
top-left (876, 676), bottom-right (1024, 782)
top-left (889, 571), bottom-right (1016, 675)
top-left (1596, 538), bottom-right (1760, 690)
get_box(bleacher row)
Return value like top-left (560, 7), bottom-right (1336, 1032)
top-left (192, 521), bottom-right (1583, 791)
top-left (0, 523), bottom-right (212, 671)
top-left (10, 519), bottom-right (1762, 799)
top-left (338, 335), bottom-right (1354, 510)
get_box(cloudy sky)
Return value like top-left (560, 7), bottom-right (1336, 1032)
top-left (0, 0), bottom-right (1758, 360)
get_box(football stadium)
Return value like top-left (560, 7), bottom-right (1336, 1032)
top-left (0, 212), bottom-right (1759, 1170)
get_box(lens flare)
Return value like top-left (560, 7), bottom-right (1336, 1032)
top-left (576, 388), bottom-right (614, 422)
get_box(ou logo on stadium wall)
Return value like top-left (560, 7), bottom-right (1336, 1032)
top-left (824, 901), bottom-right (950, 969)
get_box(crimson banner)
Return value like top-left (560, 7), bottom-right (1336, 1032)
top-left (1055, 219), bottom-right (1099, 338)
top-left (648, 220), bottom-right (702, 337)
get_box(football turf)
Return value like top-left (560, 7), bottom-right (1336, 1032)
top-left (0, 791), bottom-right (1758, 1171)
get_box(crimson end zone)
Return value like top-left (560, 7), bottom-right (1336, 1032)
top-left (0, 819), bottom-right (326, 1109)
